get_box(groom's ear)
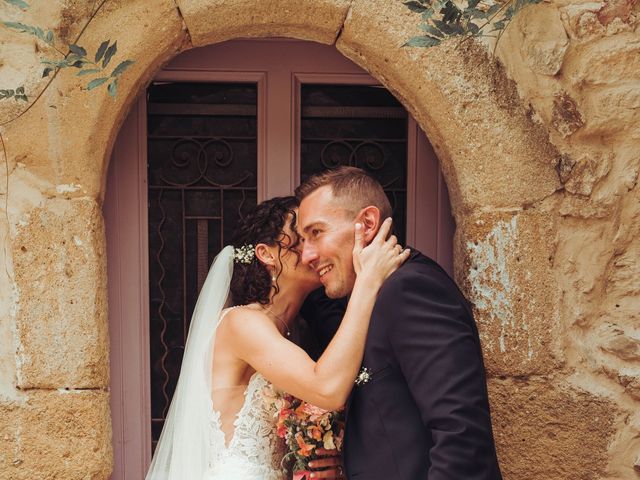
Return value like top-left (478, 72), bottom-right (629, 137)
top-left (359, 206), bottom-right (382, 243)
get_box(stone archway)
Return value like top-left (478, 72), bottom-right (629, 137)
top-left (4, 1), bottom-right (622, 479)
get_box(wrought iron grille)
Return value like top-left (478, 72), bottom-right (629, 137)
top-left (147, 82), bottom-right (258, 448)
top-left (300, 85), bottom-right (408, 245)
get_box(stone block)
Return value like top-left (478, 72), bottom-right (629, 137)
top-left (517, 5), bottom-right (569, 76)
top-left (176, 0), bottom-right (351, 46)
top-left (563, 36), bottom-right (640, 87)
top-left (458, 210), bottom-right (561, 376)
top-left (488, 378), bottom-right (617, 480)
top-left (562, 151), bottom-right (612, 196)
top-left (0, 391), bottom-right (111, 480)
top-left (338, 0), bottom-right (561, 216)
top-left (13, 198), bottom-right (109, 389)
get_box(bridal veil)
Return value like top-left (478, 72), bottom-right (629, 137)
top-left (146, 246), bottom-right (234, 479)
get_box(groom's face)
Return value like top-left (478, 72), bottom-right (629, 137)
top-left (298, 186), bottom-right (358, 298)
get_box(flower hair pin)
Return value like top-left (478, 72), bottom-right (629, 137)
top-left (233, 244), bottom-right (255, 264)
top-left (355, 367), bottom-right (371, 387)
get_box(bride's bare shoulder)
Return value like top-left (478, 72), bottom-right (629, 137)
top-left (222, 306), bottom-right (274, 332)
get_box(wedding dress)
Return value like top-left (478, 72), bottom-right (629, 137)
top-left (206, 371), bottom-right (287, 479)
top-left (146, 246), bottom-right (287, 480)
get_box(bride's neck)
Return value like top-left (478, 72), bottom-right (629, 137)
top-left (264, 282), bottom-right (307, 326)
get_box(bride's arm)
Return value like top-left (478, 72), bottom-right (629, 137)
top-left (223, 219), bottom-right (409, 410)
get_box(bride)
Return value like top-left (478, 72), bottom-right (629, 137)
top-left (145, 196), bottom-right (409, 480)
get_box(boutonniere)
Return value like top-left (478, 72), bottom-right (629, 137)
top-left (355, 367), bottom-right (371, 387)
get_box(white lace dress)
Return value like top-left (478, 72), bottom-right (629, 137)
top-left (205, 373), bottom-right (288, 480)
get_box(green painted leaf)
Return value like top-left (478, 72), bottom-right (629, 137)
top-left (41, 58), bottom-right (69, 68)
top-left (421, 9), bottom-right (435, 20)
top-left (4, 0), bottom-right (29, 9)
top-left (420, 24), bottom-right (445, 38)
top-left (440, 1), bottom-right (463, 23)
top-left (467, 7), bottom-right (488, 19)
top-left (3, 21), bottom-right (31, 32)
top-left (77, 68), bottom-right (101, 76)
top-left (403, 35), bottom-right (441, 47)
top-left (95, 40), bottom-right (110, 62)
top-left (486, 3), bottom-right (502, 16)
top-left (492, 19), bottom-right (506, 30)
top-left (69, 44), bottom-right (87, 57)
top-left (34, 26), bottom-right (46, 42)
top-left (108, 79), bottom-right (118, 98)
top-left (432, 19), bottom-right (460, 35)
top-left (70, 60), bottom-right (85, 68)
top-left (42, 67), bottom-right (53, 77)
top-left (404, 0), bottom-right (428, 12)
top-left (16, 86), bottom-right (24, 94)
top-left (15, 94), bottom-right (28, 102)
top-left (102, 41), bottom-right (117, 68)
top-left (45, 30), bottom-right (54, 44)
top-left (87, 77), bottom-right (108, 90)
top-left (110, 60), bottom-right (134, 77)
top-left (468, 0), bottom-right (480, 8)
top-left (467, 22), bottom-right (481, 34)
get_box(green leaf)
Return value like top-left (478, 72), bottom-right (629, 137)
top-left (87, 77), bottom-right (108, 90)
top-left (404, 0), bottom-right (428, 12)
top-left (467, 22), bottom-right (481, 34)
top-left (41, 58), bottom-right (70, 68)
top-left (403, 35), bottom-right (442, 47)
top-left (421, 9), bottom-right (435, 20)
top-left (467, 0), bottom-right (480, 8)
top-left (3, 21), bottom-right (31, 32)
top-left (492, 19), bottom-right (506, 30)
top-left (440, 1), bottom-right (463, 23)
top-left (70, 60), bottom-right (85, 68)
top-left (110, 59), bottom-right (134, 77)
top-left (102, 41), bottom-right (117, 68)
top-left (45, 30), bottom-right (54, 44)
top-left (420, 24), bottom-right (445, 38)
top-left (16, 86), bottom-right (24, 94)
top-left (15, 94), bottom-right (28, 102)
top-left (486, 3), bottom-right (502, 16)
top-left (94, 39), bottom-right (110, 62)
top-left (108, 79), bottom-right (118, 98)
top-left (69, 44), bottom-right (87, 57)
top-left (433, 19), bottom-right (461, 35)
top-left (42, 67), bottom-right (53, 77)
top-left (77, 68), bottom-right (101, 76)
top-left (4, 0), bottom-right (29, 9)
top-left (467, 7), bottom-right (488, 19)
top-left (34, 26), bottom-right (46, 42)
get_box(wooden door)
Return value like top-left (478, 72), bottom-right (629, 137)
top-left (104, 38), bottom-right (454, 480)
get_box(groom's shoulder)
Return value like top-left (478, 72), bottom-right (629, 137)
top-left (390, 248), bottom-right (450, 282)
top-left (379, 248), bottom-right (460, 298)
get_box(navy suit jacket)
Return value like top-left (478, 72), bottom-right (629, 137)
top-left (300, 250), bottom-right (502, 480)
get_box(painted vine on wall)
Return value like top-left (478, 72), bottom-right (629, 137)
top-left (403, 0), bottom-right (541, 48)
top-left (1, 0), bottom-right (134, 102)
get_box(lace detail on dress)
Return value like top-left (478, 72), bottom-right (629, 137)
top-left (208, 373), bottom-right (287, 480)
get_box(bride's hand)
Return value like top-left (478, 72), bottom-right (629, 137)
top-left (352, 217), bottom-right (410, 288)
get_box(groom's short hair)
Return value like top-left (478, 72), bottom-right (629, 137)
top-left (296, 166), bottom-right (392, 220)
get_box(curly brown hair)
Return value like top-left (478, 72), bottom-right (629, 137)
top-left (230, 196), bottom-right (300, 306)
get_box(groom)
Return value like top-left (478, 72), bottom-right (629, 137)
top-left (296, 167), bottom-right (503, 480)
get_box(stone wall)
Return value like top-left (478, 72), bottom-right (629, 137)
top-left (0, 0), bottom-right (638, 479)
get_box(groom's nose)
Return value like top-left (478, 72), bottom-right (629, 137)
top-left (301, 242), bottom-right (318, 267)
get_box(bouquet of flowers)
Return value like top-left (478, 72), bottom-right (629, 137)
top-left (263, 385), bottom-right (344, 480)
